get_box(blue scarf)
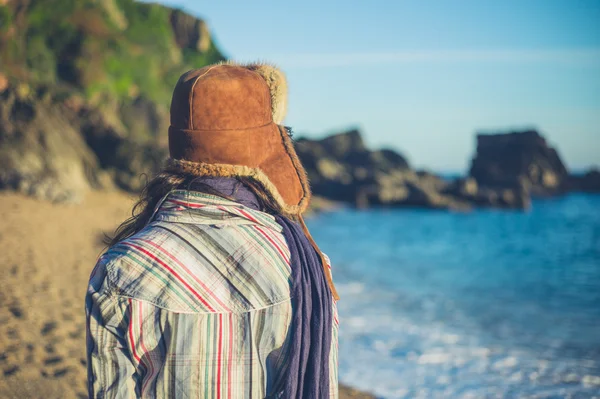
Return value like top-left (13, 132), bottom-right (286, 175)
top-left (192, 177), bottom-right (332, 398)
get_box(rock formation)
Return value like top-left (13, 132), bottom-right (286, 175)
top-left (296, 130), bottom-right (472, 210)
top-left (0, 80), bottom-right (170, 201)
top-left (469, 130), bottom-right (569, 196)
top-left (296, 129), bottom-right (404, 203)
top-left (0, 83), bottom-right (110, 203)
top-left (0, 0), bottom-right (222, 202)
top-left (567, 168), bottom-right (600, 193)
top-left (170, 9), bottom-right (211, 53)
top-left (295, 129), bottom-right (541, 210)
top-left (441, 176), bottom-right (530, 209)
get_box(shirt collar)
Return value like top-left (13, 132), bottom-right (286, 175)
top-left (151, 190), bottom-right (283, 232)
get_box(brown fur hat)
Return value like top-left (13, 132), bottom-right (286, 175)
top-left (165, 62), bottom-right (310, 217)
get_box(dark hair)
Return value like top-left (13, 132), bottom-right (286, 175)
top-left (105, 170), bottom-right (287, 247)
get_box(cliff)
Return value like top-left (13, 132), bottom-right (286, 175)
top-left (0, 0), bottom-right (224, 105)
top-left (0, 0), bottom-right (223, 201)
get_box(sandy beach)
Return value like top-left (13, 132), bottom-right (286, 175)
top-left (0, 191), bottom-right (373, 399)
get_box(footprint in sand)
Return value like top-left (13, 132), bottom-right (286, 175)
top-left (44, 343), bottom-right (55, 354)
top-left (44, 356), bottom-right (63, 366)
top-left (3, 365), bottom-right (20, 377)
top-left (68, 326), bottom-right (83, 339)
top-left (52, 367), bottom-right (71, 377)
top-left (41, 321), bottom-right (57, 335)
top-left (8, 304), bottom-right (24, 318)
top-left (41, 356), bottom-right (70, 379)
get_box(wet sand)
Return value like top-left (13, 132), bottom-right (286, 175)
top-left (0, 191), bottom-right (373, 399)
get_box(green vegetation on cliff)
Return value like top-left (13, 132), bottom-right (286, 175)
top-left (0, 0), bottom-right (227, 200)
top-left (0, 0), bottom-right (225, 105)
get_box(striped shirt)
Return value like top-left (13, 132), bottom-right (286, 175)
top-left (85, 190), bottom-right (339, 398)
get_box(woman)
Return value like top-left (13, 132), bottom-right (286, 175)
top-left (85, 63), bottom-right (339, 398)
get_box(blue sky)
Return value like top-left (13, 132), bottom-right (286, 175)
top-left (154, 0), bottom-right (600, 171)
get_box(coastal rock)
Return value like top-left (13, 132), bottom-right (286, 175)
top-left (0, 0), bottom-right (223, 201)
top-left (119, 96), bottom-right (170, 145)
top-left (473, 186), bottom-right (531, 209)
top-left (442, 176), bottom-right (529, 209)
top-left (295, 129), bottom-right (470, 210)
top-left (0, 84), bottom-right (108, 203)
top-left (470, 130), bottom-right (568, 196)
top-left (0, 81), bottom-right (169, 201)
top-left (295, 129), bottom-right (410, 205)
top-left (170, 9), bottom-right (211, 52)
top-left (443, 177), bottom-right (478, 198)
top-left (567, 168), bottom-right (600, 193)
top-left (296, 128), bottom-right (538, 210)
top-left (78, 104), bottom-right (168, 192)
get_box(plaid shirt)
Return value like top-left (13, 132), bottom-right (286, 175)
top-left (86, 190), bottom-right (339, 398)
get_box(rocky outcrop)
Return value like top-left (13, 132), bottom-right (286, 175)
top-left (170, 9), bottom-right (211, 53)
top-left (469, 130), bottom-right (568, 196)
top-left (295, 130), bottom-right (473, 210)
top-left (76, 102), bottom-right (168, 192)
top-left (0, 0), bottom-right (223, 202)
top-left (442, 176), bottom-right (530, 209)
top-left (567, 168), bottom-right (600, 193)
top-left (0, 83), bottom-right (111, 203)
top-left (295, 129), bottom-right (407, 203)
top-left (296, 129), bottom-right (536, 210)
top-left (0, 80), bottom-right (168, 202)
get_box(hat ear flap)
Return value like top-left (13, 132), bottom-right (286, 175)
top-left (244, 64), bottom-right (288, 124)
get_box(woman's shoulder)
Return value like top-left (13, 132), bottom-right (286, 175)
top-left (93, 221), bottom-right (292, 315)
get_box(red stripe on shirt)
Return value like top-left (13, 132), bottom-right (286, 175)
top-left (168, 199), bottom-right (206, 209)
top-left (254, 226), bottom-right (290, 265)
top-left (227, 313), bottom-right (233, 399)
top-left (124, 242), bottom-right (216, 312)
top-left (128, 299), bottom-right (141, 363)
top-left (217, 313), bottom-right (223, 399)
top-left (236, 208), bottom-right (259, 224)
top-left (134, 238), bottom-right (232, 313)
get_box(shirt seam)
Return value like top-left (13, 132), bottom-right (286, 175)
top-left (112, 293), bottom-right (293, 315)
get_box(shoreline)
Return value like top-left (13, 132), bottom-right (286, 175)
top-left (0, 190), bottom-right (374, 399)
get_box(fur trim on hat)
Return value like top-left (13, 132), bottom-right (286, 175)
top-left (164, 154), bottom-right (310, 218)
top-left (219, 61), bottom-right (288, 124)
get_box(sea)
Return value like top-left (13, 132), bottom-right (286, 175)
top-left (307, 193), bottom-right (600, 399)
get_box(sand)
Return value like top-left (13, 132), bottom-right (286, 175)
top-left (0, 191), bottom-right (373, 399)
